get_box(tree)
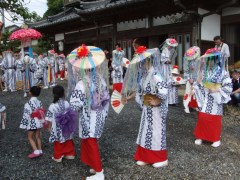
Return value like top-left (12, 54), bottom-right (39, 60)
top-left (43, 0), bottom-right (64, 17)
top-left (0, 30), bottom-right (21, 53)
top-left (0, 0), bottom-right (35, 21)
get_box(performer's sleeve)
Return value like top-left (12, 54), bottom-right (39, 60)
top-left (160, 48), bottom-right (169, 63)
top-left (45, 104), bottom-right (54, 122)
top-left (154, 74), bottom-right (168, 100)
top-left (211, 75), bottom-right (232, 104)
top-left (70, 82), bottom-right (85, 112)
top-left (193, 82), bottom-right (205, 107)
top-left (184, 72), bottom-right (190, 81)
top-left (224, 44), bottom-right (230, 58)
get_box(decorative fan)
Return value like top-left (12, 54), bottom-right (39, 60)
top-left (123, 58), bottom-right (130, 68)
top-left (111, 90), bottom-right (124, 114)
top-left (173, 76), bottom-right (185, 85)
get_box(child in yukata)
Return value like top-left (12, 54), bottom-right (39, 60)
top-left (20, 86), bottom-right (44, 158)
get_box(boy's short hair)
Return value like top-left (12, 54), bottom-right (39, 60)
top-left (115, 43), bottom-right (121, 47)
top-left (30, 86), bottom-right (41, 97)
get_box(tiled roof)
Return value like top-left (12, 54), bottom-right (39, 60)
top-left (28, 8), bottom-right (80, 28)
top-left (28, 0), bottom-right (146, 28)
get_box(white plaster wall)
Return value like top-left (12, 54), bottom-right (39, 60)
top-left (222, 7), bottom-right (240, 16)
top-left (198, 8), bottom-right (220, 41)
top-left (117, 18), bottom-right (146, 31)
top-left (55, 33), bottom-right (64, 41)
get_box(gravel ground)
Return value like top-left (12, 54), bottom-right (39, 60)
top-left (0, 81), bottom-right (239, 179)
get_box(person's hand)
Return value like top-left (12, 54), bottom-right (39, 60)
top-left (208, 88), bottom-right (219, 93)
top-left (147, 97), bottom-right (161, 106)
top-left (121, 97), bottom-right (128, 105)
top-left (189, 79), bottom-right (193, 84)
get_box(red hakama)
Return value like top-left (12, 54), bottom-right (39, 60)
top-left (134, 145), bottom-right (167, 163)
top-left (194, 112), bottom-right (222, 142)
top-left (53, 139), bottom-right (75, 159)
top-left (188, 96), bottom-right (198, 108)
top-left (81, 138), bottom-right (103, 172)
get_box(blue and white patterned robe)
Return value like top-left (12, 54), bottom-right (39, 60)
top-left (15, 58), bottom-right (24, 82)
top-left (2, 52), bottom-right (16, 91)
top-left (46, 99), bottom-right (73, 143)
top-left (70, 78), bottom-right (109, 139)
top-left (194, 72), bottom-right (232, 115)
top-left (136, 67), bottom-right (168, 151)
top-left (39, 57), bottom-right (49, 87)
top-left (19, 97), bottom-right (43, 130)
top-left (111, 50), bottom-right (125, 84)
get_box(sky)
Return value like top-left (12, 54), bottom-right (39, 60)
top-left (3, 0), bottom-right (48, 27)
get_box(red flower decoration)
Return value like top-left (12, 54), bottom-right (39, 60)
top-left (117, 47), bottom-right (122, 52)
top-left (205, 48), bottom-right (218, 54)
top-left (173, 65), bottom-right (178, 69)
top-left (49, 50), bottom-right (55, 54)
top-left (77, 44), bottom-right (89, 58)
top-left (136, 46), bottom-right (147, 54)
top-left (126, 61), bottom-right (130, 64)
top-left (184, 94), bottom-right (188, 100)
top-left (176, 77), bottom-right (181, 81)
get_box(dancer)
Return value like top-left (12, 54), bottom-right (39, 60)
top-left (160, 38), bottom-right (178, 82)
top-left (58, 54), bottom-right (65, 80)
top-left (183, 46), bottom-right (201, 113)
top-left (111, 43), bottom-right (125, 92)
top-left (46, 85), bottom-right (76, 162)
top-left (122, 39), bottom-right (169, 168)
top-left (70, 45), bottom-right (109, 180)
top-left (15, 53), bottom-right (24, 90)
top-left (193, 48), bottom-right (232, 147)
top-left (19, 86), bottom-right (44, 158)
top-left (168, 65), bottom-right (181, 106)
top-left (40, 53), bottom-right (49, 89)
top-left (22, 55), bottom-right (37, 97)
top-left (48, 50), bottom-right (56, 87)
top-left (2, 50), bottom-right (16, 92)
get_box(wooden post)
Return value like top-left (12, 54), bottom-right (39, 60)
top-left (112, 21), bottom-right (117, 50)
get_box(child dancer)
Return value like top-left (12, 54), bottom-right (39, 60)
top-left (46, 85), bottom-right (76, 162)
top-left (20, 86), bottom-right (43, 158)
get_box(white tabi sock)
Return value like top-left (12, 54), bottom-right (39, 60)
top-left (34, 150), bottom-right (40, 154)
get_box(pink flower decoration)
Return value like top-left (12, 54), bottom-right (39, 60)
top-left (205, 48), bottom-right (218, 54)
top-left (169, 38), bottom-right (177, 44)
top-left (186, 48), bottom-right (195, 56)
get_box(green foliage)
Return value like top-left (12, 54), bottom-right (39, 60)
top-left (0, 0), bottom-right (34, 21)
top-left (0, 30), bottom-right (21, 53)
top-left (32, 34), bottom-right (54, 54)
top-left (43, 0), bottom-right (64, 17)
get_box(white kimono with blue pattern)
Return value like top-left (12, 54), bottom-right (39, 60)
top-left (70, 78), bottom-right (109, 139)
top-left (19, 97), bottom-right (43, 130)
top-left (194, 72), bottom-right (232, 116)
top-left (46, 99), bottom-right (73, 143)
top-left (136, 67), bottom-right (168, 151)
top-left (111, 50), bottom-right (125, 84)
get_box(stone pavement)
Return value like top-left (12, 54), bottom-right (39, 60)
top-left (0, 81), bottom-right (239, 179)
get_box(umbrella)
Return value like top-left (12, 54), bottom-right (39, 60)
top-left (9, 27), bottom-right (42, 58)
top-left (9, 28), bottom-right (42, 41)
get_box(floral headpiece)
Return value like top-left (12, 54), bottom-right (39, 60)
top-left (77, 44), bottom-right (89, 58)
top-left (135, 46), bottom-right (147, 54)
